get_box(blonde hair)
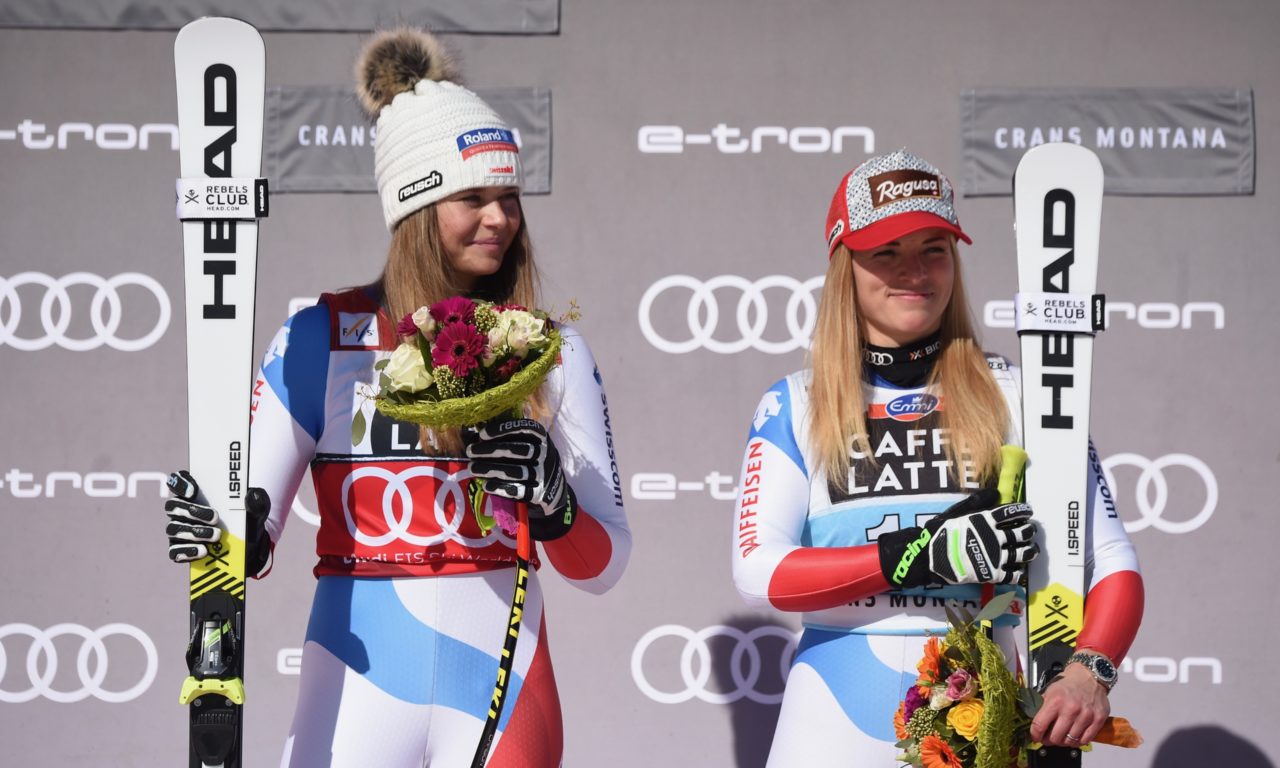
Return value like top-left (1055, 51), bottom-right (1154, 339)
top-left (807, 241), bottom-right (1008, 488)
top-left (375, 202), bottom-right (547, 455)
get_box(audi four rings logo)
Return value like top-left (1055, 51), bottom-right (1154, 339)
top-left (1102, 453), bottom-right (1218, 534)
top-left (0, 623), bottom-right (158, 703)
top-left (639, 275), bottom-right (825, 354)
top-left (342, 465), bottom-right (507, 548)
top-left (631, 624), bottom-right (798, 704)
top-left (0, 272), bottom-right (171, 351)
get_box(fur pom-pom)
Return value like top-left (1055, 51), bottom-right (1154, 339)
top-left (356, 28), bottom-right (459, 117)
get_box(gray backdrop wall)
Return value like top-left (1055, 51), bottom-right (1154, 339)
top-left (1, 1), bottom-right (1276, 766)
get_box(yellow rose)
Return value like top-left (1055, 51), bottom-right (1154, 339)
top-left (383, 344), bottom-right (433, 393)
top-left (946, 698), bottom-right (984, 741)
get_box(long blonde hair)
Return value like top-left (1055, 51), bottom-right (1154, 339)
top-left (375, 202), bottom-right (546, 454)
top-left (807, 241), bottom-right (1008, 487)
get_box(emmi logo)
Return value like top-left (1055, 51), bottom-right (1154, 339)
top-left (985, 300), bottom-right (1224, 330)
top-left (1120, 655), bottom-right (1222, 685)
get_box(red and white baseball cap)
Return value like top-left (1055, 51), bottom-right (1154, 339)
top-left (824, 149), bottom-right (971, 257)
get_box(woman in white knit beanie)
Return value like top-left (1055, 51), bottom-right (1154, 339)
top-left (166, 28), bottom-right (631, 768)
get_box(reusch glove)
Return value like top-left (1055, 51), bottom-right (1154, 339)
top-left (165, 470), bottom-right (273, 576)
top-left (463, 418), bottom-right (577, 541)
top-left (877, 488), bottom-right (1038, 588)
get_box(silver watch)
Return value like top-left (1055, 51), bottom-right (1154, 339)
top-left (1068, 651), bottom-right (1118, 691)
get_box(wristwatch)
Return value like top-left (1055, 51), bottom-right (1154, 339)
top-left (1068, 651), bottom-right (1118, 691)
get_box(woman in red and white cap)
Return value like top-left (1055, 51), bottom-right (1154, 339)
top-left (731, 150), bottom-right (1143, 765)
top-left (163, 29), bottom-right (630, 767)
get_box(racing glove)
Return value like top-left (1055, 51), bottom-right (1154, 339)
top-left (164, 470), bottom-right (273, 576)
top-left (877, 487), bottom-right (1038, 589)
top-left (464, 418), bottom-right (577, 541)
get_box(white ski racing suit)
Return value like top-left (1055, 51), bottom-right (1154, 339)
top-left (732, 355), bottom-right (1142, 766)
top-left (250, 288), bottom-right (631, 767)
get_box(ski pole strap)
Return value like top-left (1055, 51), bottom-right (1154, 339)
top-left (1014, 291), bottom-right (1106, 334)
top-left (176, 177), bottom-right (270, 220)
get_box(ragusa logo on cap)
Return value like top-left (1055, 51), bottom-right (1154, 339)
top-left (867, 169), bottom-right (942, 208)
top-left (456, 127), bottom-right (518, 159)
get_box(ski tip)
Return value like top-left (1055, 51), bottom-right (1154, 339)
top-left (1017, 142), bottom-right (1104, 175)
top-left (175, 16), bottom-right (265, 52)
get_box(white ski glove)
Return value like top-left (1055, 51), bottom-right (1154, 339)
top-left (878, 488), bottom-right (1038, 588)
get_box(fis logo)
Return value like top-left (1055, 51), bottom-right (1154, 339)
top-left (457, 128), bottom-right (518, 159)
top-left (883, 393), bottom-right (940, 422)
top-left (338, 313), bottom-right (379, 348)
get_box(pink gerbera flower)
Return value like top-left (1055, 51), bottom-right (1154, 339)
top-left (429, 296), bottom-right (476, 326)
top-left (432, 322), bottom-right (486, 377)
top-left (396, 313), bottom-right (418, 338)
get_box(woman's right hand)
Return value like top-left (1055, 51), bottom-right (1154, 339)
top-left (164, 470), bottom-right (222, 562)
top-left (163, 470), bottom-right (274, 574)
top-left (877, 488), bottom-right (1038, 588)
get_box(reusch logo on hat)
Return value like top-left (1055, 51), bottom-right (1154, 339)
top-left (867, 170), bottom-right (942, 208)
top-left (398, 171), bottom-right (443, 202)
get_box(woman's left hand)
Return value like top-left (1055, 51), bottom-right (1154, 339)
top-left (1028, 663), bottom-right (1111, 747)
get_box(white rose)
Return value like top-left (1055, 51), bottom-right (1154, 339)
top-left (411, 306), bottom-right (436, 337)
top-left (488, 314), bottom-right (514, 351)
top-left (503, 311), bottom-right (547, 355)
top-left (383, 343), bottom-right (433, 393)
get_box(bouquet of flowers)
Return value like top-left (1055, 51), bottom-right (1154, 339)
top-left (895, 592), bottom-right (1141, 768)
top-left (352, 295), bottom-right (569, 533)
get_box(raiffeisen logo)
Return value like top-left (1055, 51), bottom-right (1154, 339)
top-left (0, 120), bottom-right (178, 150)
top-left (638, 124), bottom-right (875, 154)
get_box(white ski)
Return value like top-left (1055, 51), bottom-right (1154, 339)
top-left (173, 16), bottom-right (267, 768)
top-left (1013, 142), bottom-right (1105, 768)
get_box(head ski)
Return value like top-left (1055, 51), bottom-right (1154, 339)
top-left (1013, 142), bottom-right (1104, 768)
top-left (174, 16), bottom-right (266, 768)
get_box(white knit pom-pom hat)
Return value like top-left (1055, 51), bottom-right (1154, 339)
top-left (373, 79), bottom-right (523, 230)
